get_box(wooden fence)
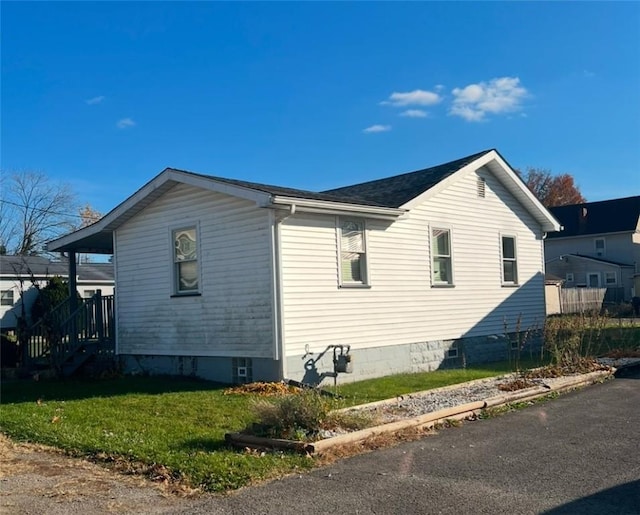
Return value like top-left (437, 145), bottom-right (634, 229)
top-left (560, 287), bottom-right (607, 314)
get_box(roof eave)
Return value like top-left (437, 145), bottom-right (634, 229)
top-left (270, 196), bottom-right (406, 220)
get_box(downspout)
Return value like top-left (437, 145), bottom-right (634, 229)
top-left (270, 203), bottom-right (296, 381)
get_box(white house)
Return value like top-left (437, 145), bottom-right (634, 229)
top-left (46, 149), bottom-right (560, 384)
top-left (0, 255), bottom-right (115, 331)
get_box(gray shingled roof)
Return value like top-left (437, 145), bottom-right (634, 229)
top-left (168, 169), bottom-right (391, 207)
top-left (0, 255), bottom-right (114, 281)
top-left (169, 149), bottom-right (493, 209)
top-left (323, 150), bottom-right (493, 207)
top-left (547, 196), bottom-right (640, 239)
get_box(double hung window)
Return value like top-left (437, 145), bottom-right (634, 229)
top-left (173, 227), bottom-right (199, 293)
top-left (431, 228), bottom-right (453, 285)
top-left (501, 236), bottom-right (518, 285)
top-left (339, 219), bottom-right (368, 285)
top-left (1, 290), bottom-right (14, 306)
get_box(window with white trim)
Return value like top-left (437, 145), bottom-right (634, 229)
top-left (501, 236), bottom-right (518, 284)
top-left (604, 271), bottom-right (617, 286)
top-left (339, 219), bottom-right (368, 285)
top-left (431, 228), bottom-right (453, 285)
top-left (173, 227), bottom-right (199, 294)
top-left (594, 238), bottom-right (605, 257)
top-left (1, 289), bottom-right (14, 306)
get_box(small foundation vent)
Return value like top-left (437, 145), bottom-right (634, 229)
top-left (232, 357), bottom-right (253, 384)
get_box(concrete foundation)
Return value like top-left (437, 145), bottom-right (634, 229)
top-left (121, 330), bottom-right (541, 385)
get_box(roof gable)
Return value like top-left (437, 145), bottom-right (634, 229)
top-left (548, 196), bottom-right (640, 239)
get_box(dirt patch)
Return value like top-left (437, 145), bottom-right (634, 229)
top-left (0, 434), bottom-right (201, 515)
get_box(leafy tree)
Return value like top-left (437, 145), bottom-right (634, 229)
top-left (519, 168), bottom-right (586, 207)
top-left (0, 171), bottom-right (77, 255)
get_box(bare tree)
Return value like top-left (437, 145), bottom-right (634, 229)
top-left (519, 168), bottom-right (586, 207)
top-left (0, 171), bottom-right (78, 255)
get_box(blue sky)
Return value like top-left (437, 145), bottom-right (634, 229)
top-left (2, 2), bottom-right (639, 216)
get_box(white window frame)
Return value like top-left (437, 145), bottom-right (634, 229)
top-left (565, 273), bottom-right (574, 283)
top-left (594, 237), bottom-right (606, 257)
top-left (337, 217), bottom-right (369, 287)
top-left (430, 227), bottom-right (454, 286)
top-left (501, 235), bottom-right (518, 286)
top-left (1, 289), bottom-right (15, 306)
top-left (604, 271), bottom-right (617, 286)
top-left (171, 223), bottom-right (201, 295)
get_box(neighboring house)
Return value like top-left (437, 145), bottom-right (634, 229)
top-left (46, 149), bottom-right (560, 384)
top-left (544, 196), bottom-right (640, 302)
top-left (0, 255), bottom-right (115, 331)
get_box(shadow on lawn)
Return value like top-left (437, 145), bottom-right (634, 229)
top-left (0, 375), bottom-right (227, 403)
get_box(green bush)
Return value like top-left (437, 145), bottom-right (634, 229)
top-left (30, 276), bottom-right (70, 323)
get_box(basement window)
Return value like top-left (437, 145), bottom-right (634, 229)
top-left (232, 357), bottom-right (253, 384)
top-left (446, 341), bottom-right (459, 359)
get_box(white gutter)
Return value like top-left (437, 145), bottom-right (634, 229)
top-left (270, 196), bottom-right (405, 220)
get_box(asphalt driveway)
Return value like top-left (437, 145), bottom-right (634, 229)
top-left (182, 367), bottom-right (640, 515)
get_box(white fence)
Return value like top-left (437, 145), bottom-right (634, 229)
top-left (560, 287), bottom-right (607, 314)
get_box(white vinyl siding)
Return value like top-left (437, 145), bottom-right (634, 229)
top-left (115, 184), bottom-right (274, 358)
top-left (279, 169), bottom-right (546, 356)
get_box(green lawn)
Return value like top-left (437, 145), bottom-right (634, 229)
top-left (0, 364), bottom-right (514, 492)
top-left (2, 318), bottom-right (637, 494)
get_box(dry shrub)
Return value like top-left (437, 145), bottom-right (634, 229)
top-left (250, 390), bottom-right (374, 441)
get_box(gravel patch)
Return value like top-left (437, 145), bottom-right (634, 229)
top-left (349, 375), bottom-right (526, 424)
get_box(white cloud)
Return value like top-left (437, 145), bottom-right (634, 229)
top-left (85, 95), bottom-right (105, 105)
top-left (399, 109), bottom-right (428, 118)
top-left (381, 89), bottom-right (442, 106)
top-left (363, 124), bottom-right (391, 133)
top-left (450, 77), bottom-right (528, 122)
top-left (116, 117), bottom-right (136, 129)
